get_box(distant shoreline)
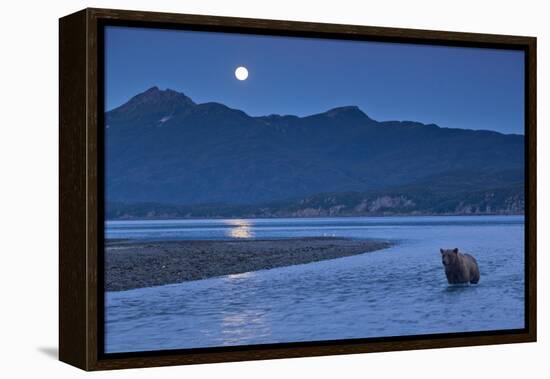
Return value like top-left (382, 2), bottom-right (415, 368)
top-left (106, 213), bottom-right (525, 222)
top-left (105, 237), bottom-right (393, 292)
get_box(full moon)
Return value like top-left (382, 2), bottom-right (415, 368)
top-left (235, 66), bottom-right (249, 81)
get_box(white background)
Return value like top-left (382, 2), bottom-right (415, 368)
top-left (0, 0), bottom-right (547, 377)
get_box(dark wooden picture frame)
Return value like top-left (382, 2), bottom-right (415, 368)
top-left (59, 7), bottom-right (536, 371)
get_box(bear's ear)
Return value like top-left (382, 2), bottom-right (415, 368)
top-left (440, 248), bottom-right (444, 254)
top-left (453, 248), bottom-right (459, 254)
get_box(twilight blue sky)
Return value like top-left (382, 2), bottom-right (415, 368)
top-left (105, 26), bottom-right (525, 134)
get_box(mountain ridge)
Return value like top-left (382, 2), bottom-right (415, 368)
top-left (105, 87), bottom-right (524, 217)
top-left (108, 87), bottom-right (524, 136)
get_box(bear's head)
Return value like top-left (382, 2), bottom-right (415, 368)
top-left (440, 248), bottom-right (459, 266)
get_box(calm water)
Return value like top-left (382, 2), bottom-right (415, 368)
top-left (105, 215), bottom-right (525, 353)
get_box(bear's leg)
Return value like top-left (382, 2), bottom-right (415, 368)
top-left (470, 270), bottom-right (480, 284)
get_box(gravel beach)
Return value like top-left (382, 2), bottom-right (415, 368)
top-left (105, 237), bottom-right (392, 291)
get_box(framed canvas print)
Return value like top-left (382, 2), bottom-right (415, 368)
top-left (59, 8), bottom-right (536, 371)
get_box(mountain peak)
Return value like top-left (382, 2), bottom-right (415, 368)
top-left (143, 86), bottom-right (160, 93)
top-left (131, 86), bottom-right (195, 106)
top-left (110, 87), bottom-right (195, 115)
top-left (323, 105), bottom-right (370, 120)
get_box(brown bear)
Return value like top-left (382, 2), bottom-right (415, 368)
top-left (440, 248), bottom-right (480, 284)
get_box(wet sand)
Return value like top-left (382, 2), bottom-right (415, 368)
top-left (105, 237), bottom-right (392, 291)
